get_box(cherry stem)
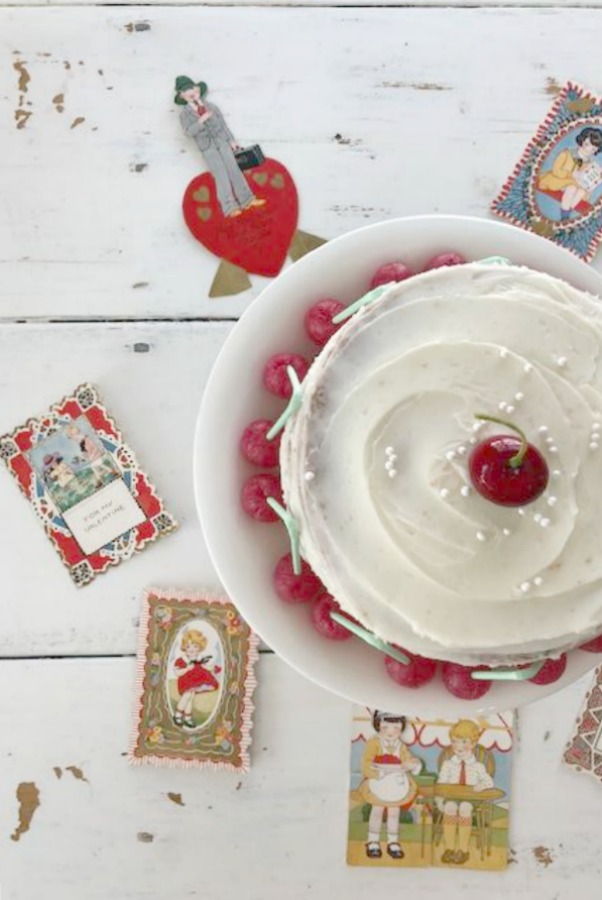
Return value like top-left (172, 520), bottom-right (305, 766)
top-left (475, 413), bottom-right (528, 469)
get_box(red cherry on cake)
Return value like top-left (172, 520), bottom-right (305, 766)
top-left (369, 261), bottom-right (414, 289)
top-left (528, 654), bottom-right (567, 685)
top-left (441, 662), bottom-right (492, 700)
top-left (241, 473), bottom-right (283, 522)
top-left (385, 649), bottom-right (438, 688)
top-left (580, 634), bottom-right (602, 652)
top-left (273, 553), bottom-right (323, 604)
top-left (304, 299), bottom-right (346, 347)
top-left (310, 593), bottom-right (353, 641)
top-left (263, 353), bottom-right (309, 398)
top-left (240, 419), bottom-right (281, 468)
top-left (468, 415), bottom-right (549, 507)
top-left (423, 251), bottom-right (466, 271)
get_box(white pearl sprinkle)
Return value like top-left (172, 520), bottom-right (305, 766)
top-left (388, 454), bottom-right (397, 463)
top-left (548, 446), bottom-right (558, 454)
top-left (534, 576), bottom-right (543, 586)
top-left (545, 436), bottom-right (555, 445)
top-left (518, 508), bottom-right (526, 516)
top-left (538, 426), bottom-right (549, 434)
top-left (524, 363), bottom-right (533, 373)
top-left (440, 488), bottom-right (450, 499)
top-left (502, 528), bottom-right (512, 536)
top-left (552, 469), bottom-right (561, 478)
top-left (534, 512), bottom-right (542, 522)
top-left (593, 423), bottom-right (601, 433)
top-left (498, 401), bottom-right (507, 411)
top-left (540, 518), bottom-right (551, 528)
top-left (506, 405), bottom-right (515, 414)
top-left (500, 348), bottom-right (509, 359)
top-left (557, 356), bottom-right (568, 368)
top-left (520, 581), bottom-right (531, 593)
top-left (388, 469), bottom-right (397, 478)
top-left (385, 446), bottom-right (395, 456)
top-left (547, 496), bottom-right (557, 507)
top-left (473, 422), bottom-right (484, 432)
top-left (457, 445), bottom-right (467, 456)
top-left (469, 437), bottom-right (477, 445)
top-left (590, 442), bottom-right (599, 451)
top-left (515, 392), bottom-right (524, 402)
top-left (385, 460), bottom-right (393, 471)
top-left (304, 471), bottom-right (315, 482)
top-left (446, 450), bottom-right (456, 461)
top-left (460, 485), bottom-right (471, 497)
top-left (476, 531), bottom-right (486, 542)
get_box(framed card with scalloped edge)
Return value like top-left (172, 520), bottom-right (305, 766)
top-left (129, 589), bottom-right (259, 772)
top-left (491, 82), bottom-right (602, 262)
top-left (563, 665), bottom-right (602, 783)
top-left (0, 383), bottom-right (177, 586)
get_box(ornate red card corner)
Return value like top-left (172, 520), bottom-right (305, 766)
top-left (563, 665), bottom-right (602, 781)
top-left (0, 383), bottom-right (177, 586)
top-left (129, 589), bottom-right (259, 772)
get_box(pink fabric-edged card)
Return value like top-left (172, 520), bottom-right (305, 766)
top-left (129, 588), bottom-right (259, 772)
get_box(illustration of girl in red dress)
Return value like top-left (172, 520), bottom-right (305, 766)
top-left (173, 629), bottom-right (221, 729)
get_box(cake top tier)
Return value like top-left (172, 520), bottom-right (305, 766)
top-left (280, 263), bottom-right (602, 665)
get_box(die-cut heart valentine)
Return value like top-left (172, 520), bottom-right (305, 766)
top-left (183, 158), bottom-right (299, 277)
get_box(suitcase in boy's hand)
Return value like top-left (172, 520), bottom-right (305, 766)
top-left (235, 145), bottom-right (265, 171)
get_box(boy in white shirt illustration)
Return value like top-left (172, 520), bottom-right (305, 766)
top-left (437, 719), bottom-right (494, 865)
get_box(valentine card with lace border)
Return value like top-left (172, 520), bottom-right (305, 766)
top-left (0, 383), bottom-right (177, 586)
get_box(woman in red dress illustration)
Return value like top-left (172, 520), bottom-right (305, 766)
top-left (173, 629), bottom-right (221, 728)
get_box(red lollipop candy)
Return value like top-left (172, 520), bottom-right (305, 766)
top-left (442, 662), bottom-right (492, 700)
top-left (385, 650), bottom-right (438, 688)
top-left (241, 473), bottom-right (282, 522)
top-left (370, 261), bottom-right (414, 289)
top-left (273, 553), bottom-right (322, 604)
top-left (304, 299), bottom-right (346, 347)
top-left (310, 593), bottom-right (353, 641)
top-left (240, 419), bottom-right (281, 468)
top-left (263, 353), bottom-right (309, 398)
top-left (423, 251), bottom-right (466, 271)
top-left (528, 655), bottom-right (567, 685)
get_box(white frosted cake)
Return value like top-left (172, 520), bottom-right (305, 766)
top-left (280, 263), bottom-right (602, 666)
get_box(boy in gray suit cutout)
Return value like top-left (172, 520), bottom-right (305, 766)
top-left (175, 76), bottom-right (266, 219)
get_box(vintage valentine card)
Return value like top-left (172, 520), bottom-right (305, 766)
top-left (174, 75), bottom-right (326, 296)
top-left (348, 707), bottom-right (513, 870)
top-left (0, 383), bottom-right (176, 586)
top-left (129, 589), bottom-right (259, 771)
top-left (492, 82), bottom-right (602, 261)
top-left (564, 665), bottom-right (602, 783)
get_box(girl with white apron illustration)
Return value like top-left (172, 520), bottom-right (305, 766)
top-left (359, 712), bottom-right (422, 860)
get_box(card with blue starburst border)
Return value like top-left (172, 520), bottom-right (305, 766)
top-left (492, 82), bottom-right (602, 262)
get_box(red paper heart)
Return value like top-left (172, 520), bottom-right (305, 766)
top-left (182, 158), bottom-right (298, 277)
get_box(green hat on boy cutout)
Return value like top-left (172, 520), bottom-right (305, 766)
top-left (174, 76), bottom-right (208, 105)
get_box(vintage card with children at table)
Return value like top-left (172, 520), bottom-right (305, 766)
top-left (347, 708), bottom-right (513, 870)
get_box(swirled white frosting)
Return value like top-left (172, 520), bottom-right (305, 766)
top-left (280, 263), bottom-right (602, 665)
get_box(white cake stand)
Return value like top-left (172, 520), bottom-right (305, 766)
top-left (194, 215), bottom-right (602, 715)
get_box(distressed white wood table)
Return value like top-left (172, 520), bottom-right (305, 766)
top-left (2, 2), bottom-right (602, 898)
